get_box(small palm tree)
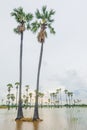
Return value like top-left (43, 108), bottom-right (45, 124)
top-left (11, 7), bottom-right (33, 120)
top-left (29, 92), bottom-right (32, 107)
top-left (10, 94), bottom-right (15, 107)
top-left (32, 5), bottom-right (55, 121)
top-left (25, 85), bottom-right (29, 107)
top-left (64, 89), bottom-right (68, 105)
top-left (56, 89), bottom-right (60, 107)
top-left (7, 94), bottom-right (11, 109)
top-left (59, 88), bottom-right (62, 107)
top-left (7, 83), bottom-right (13, 110)
top-left (38, 92), bottom-right (44, 107)
top-left (67, 92), bottom-right (71, 106)
top-left (15, 82), bottom-right (20, 110)
top-left (70, 92), bottom-right (73, 105)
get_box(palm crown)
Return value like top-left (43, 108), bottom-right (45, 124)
top-left (11, 7), bottom-right (33, 34)
top-left (31, 6), bottom-right (55, 36)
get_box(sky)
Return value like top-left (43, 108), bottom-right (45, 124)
top-left (0, 0), bottom-right (87, 104)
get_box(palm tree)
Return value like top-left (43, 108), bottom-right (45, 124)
top-left (7, 94), bottom-right (11, 109)
top-left (48, 98), bottom-right (51, 107)
top-left (67, 92), bottom-right (71, 106)
top-left (25, 85), bottom-right (29, 107)
top-left (70, 92), bottom-right (73, 105)
top-left (15, 82), bottom-right (20, 109)
top-left (56, 89), bottom-right (60, 107)
top-left (10, 94), bottom-right (15, 107)
top-left (7, 83), bottom-right (13, 109)
top-left (1, 99), bottom-right (4, 105)
top-left (64, 89), bottom-right (68, 105)
top-left (59, 88), bottom-right (62, 107)
top-left (32, 5), bottom-right (55, 120)
top-left (50, 93), bottom-right (53, 106)
top-left (29, 92), bottom-right (32, 107)
top-left (11, 7), bottom-right (33, 120)
top-left (38, 92), bottom-right (44, 107)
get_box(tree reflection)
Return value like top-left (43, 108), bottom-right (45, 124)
top-left (33, 121), bottom-right (39, 130)
top-left (66, 108), bottom-right (78, 130)
top-left (15, 121), bottom-right (23, 130)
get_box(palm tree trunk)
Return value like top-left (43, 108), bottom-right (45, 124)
top-left (33, 42), bottom-right (43, 120)
top-left (16, 32), bottom-right (24, 120)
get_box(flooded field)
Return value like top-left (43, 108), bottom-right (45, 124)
top-left (0, 107), bottom-right (87, 130)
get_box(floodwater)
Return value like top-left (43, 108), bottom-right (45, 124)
top-left (0, 107), bottom-right (87, 130)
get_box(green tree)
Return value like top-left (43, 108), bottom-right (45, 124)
top-left (32, 5), bottom-right (55, 120)
top-left (67, 92), bottom-right (71, 106)
top-left (10, 94), bottom-right (15, 107)
top-left (70, 92), bottom-right (73, 105)
top-left (59, 88), bottom-right (62, 107)
top-left (11, 7), bottom-right (33, 120)
top-left (38, 92), bottom-right (44, 107)
top-left (15, 82), bottom-right (20, 109)
top-left (25, 85), bottom-right (29, 107)
top-left (56, 89), bottom-right (60, 107)
top-left (29, 92), bottom-right (32, 107)
top-left (64, 89), bottom-right (68, 105)
top-left (7, 83), bottom-right (13, 110)
top-left (50, 93), bottom-right (53, 106)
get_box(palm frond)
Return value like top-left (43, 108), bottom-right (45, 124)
top-left (11, 12), bottom-right (17, 17)
top-left (31, 21), bottom-right (41, 33)
top-left (45, 11), bottom-right (49, 19)
top-left (49, 9), bottom-right (55, 16)
top-left (50, 27), bottom-right (55, 34)
top-left (26, 13), bottom-right (33, 22)
top-left (14, 7), bottom-right (23, 15)
top-left (11, 12), bottom-right (20, 23)
top-left (48, 24), bottom-right (55, 34)
top-left (31, 26), bottom-right (39, 33)
top-left (47, 9), bottom-right (55, 22)
top-left (14, 28), bottom-right (20, 34)
top-left (48, 19), bottom-right (54, 23)
top-left (26, 23), bottom-right (31, 30)
top-left (42, 6), bottom-right (47, 15)
top-left (35, 9), bottom-right (42, 19)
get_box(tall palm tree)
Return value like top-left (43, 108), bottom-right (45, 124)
top-left (25, 85), bottom-right (29, 107)
top-left (7, 94), bottom-right (11, 109)
top-left (7, 83), bottom-right (13, 109)
top-left (15, 82), bottom-right (20, 109)
top-left (67, 92), bottom-right (71, 106)
top-left (38, 92), bottom-right (44, 107)
top-left (59, 88), bottom-right (62, 107)
top-left (32, 5), bottom-right (55, 121)
top-left (70, 92), bottom-right (73, 105)
top-left (10, 94), bottom-right (15, 107)
top-left (50, 93), bottom-right (53, 106)
top-left (56, 89), bottom-right (60, 107)
top-left (11, 7), bottom-right (33, 120)
top-left (29, 92), bottom-right (32, 107)
top-left (64, 89), bottom-right (68, 105)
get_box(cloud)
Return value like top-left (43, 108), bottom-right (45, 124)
top-left (47, 69), bottom-right (87, 100)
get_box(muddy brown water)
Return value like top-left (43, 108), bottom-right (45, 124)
top-left (0, 107), bottom-right (87, 130)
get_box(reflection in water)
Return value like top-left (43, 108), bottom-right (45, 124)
top-left (0, 108), bottom-right (87, 130)
top-left (33, 121), bottom-right (39, 130)
top-left (66, 108), bottom-right (78, 130)
top-left (15, 121), bottom-right (23, 130)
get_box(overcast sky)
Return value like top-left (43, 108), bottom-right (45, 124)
top-left (0, 0), bottom-right (87, 103)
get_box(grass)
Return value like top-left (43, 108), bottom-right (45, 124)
top-left (15, 117), bottom-right (43, 122)
top-left (0, 105), bottom-right (8, 109)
